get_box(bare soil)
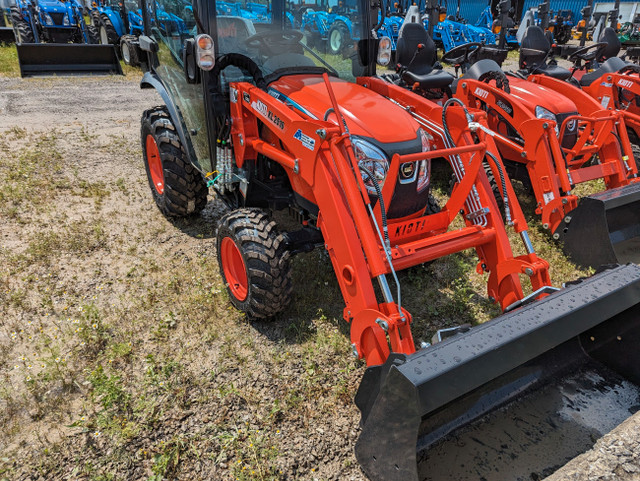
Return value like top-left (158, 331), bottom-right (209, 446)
top-left (0, 71), bottom-right (639, 481)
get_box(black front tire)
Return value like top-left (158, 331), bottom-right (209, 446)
top-left (140, 106), bottom-right (207, 217)
top-left (86, 24), bottom-right (99, 44)
top-left (120, 35), bottom-right (139, 66)
top-left (11, 7), bottom-right (35, 43)
top-left (217, 209), bottom-right (292, 319)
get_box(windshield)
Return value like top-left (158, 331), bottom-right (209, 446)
top-left (215, 0), bottom-right (371, 81)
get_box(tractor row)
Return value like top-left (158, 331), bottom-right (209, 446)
top-left (132, 0), bottom-right (640, 478)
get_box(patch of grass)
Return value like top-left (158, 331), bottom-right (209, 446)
top-left (0, 44), bottom-right (18, 77)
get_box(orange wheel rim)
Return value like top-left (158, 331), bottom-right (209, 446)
top-left (221, 237), bottom-right (248, 301)
top-left (146, 134), bottom-right (164, 195)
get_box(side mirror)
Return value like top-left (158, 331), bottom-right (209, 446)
top-left (182, 38), bottom-right (200, 84)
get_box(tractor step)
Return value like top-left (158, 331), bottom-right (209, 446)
top-left (554, 182), bottom-right (640, 268)
top-left (355, 263), bottom-right (640, 481)
top-left (16, 43), bottom-right (123, 77)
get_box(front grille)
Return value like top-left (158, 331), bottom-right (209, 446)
top-left (49, 12), bottom-right (66, 25)
top-left (557, 111), bottom-right (579, 149)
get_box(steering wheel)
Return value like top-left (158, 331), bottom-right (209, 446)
top-left (245, 29), bottom-right (304, 51)
top-left (568, 42), bottom-right (608, 63)
top-left (441, 42), bottom-right (483, 66)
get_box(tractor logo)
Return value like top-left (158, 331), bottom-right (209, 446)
top-left (242, 92), bottom-right (250, 103)
top-left (566, 119), bottom-right (577, 131)
top-left (474, 87), bottom-right (489, 99)
top-left (618, 78), bottom-right (634, 89)
top-left (400, 162), bottom-right (416, 179)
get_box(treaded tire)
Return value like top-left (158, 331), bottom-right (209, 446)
top-left (631, 143), bottom-right (640, 168)
top-left (11, 6), bottom-right (35, 43)
top-left (327, 22), bottom-right (349, 55)
top-left (99, 15), bottom-right (119, 44)
top-left (86, 24), bottom-right (99, 44)
top-left (140, 106), bottom-right (207, 217)
top-left (217, 208), bottom-right (292, 319)
top-left (121, 35), bottom-right (139, 66)
top-left (426, 194), bottom-right (440, 215)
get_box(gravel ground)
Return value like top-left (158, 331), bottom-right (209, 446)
top-left (1, 67), bottom-right (640, 481)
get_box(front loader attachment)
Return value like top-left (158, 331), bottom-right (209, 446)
top-left (355, 263), bottom-right (640, 481)
top-left (16, 43), bottom-right (123, 77)
top-left (554, 182), bottom-right (640, 268)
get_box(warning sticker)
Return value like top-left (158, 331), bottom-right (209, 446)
top-left (293, 129), bottom-right (315, 150)
top-left (543, 192), bottom-right (555, 204)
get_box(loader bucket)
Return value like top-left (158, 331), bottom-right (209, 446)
top-left (355, 263), bottom-right (640, 481)
top-left (0, 27), bottom-right (14, 44)
top-left (554, 182), bottom-right (640, 268)
top-left (16, 44), bottom-right (123, 77)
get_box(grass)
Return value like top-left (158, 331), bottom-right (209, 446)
top-left (0, 72), bottom-right (615, 481)
top-left (0, 43), bottom-right (19, 77)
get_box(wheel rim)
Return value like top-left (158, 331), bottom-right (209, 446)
top-left (122, 42), bottom-right (130, 63)
top-left (145, 134), bottom-right (164, 195)
top-left (330, 29), bottom-right (342, 51)
top-left (100, 25), bottom-right (109, 44)
top-left (221, 237), bottom-right (248, 302)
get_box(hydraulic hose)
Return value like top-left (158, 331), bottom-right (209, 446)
top-left (485, 150), bottom-right (512, 225)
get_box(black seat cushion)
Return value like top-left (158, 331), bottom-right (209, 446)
top-left (402, 68), bottom-right (454, 89)
top-left (598, 27), bottom-right (621, 60)
top-left (580, 56), bottom-right (628, 86)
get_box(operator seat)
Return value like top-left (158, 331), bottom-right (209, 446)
top-left (396, 23), bottom-right (454, 90)
top-left (598, 27), bottom-right (622, 60)
top-left (579, 28), bottom-right (628, 86)
top-left (519, 25), bottom-right (571, 80)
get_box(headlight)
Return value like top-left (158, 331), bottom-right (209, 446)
top-left (417, 128), bottom-right (432, 192)
top-left (43, 13), bottom-right (53, 24)
top-left (63, 14), bottom-right (70, 25)
top-left (353, 137), bottom-right (389, 196)
top-left (535, 105), bottom-right (559, 136)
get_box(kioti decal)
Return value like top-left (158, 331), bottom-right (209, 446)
top-left (474, 87), bottom-right (489, 99)
top-left (251, 99), bottom-right (285, 130)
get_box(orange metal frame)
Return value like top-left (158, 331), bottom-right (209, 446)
top-left (579, 68), bottom-right (640, 141)
top-left (228, 74), bottom-right (550, 367)
top-left (454, 75), bottom-right (639, 233)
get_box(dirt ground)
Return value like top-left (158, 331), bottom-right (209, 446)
top-left (1, 67), bottom-right (640, 481)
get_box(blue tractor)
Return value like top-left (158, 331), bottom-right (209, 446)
top-left (301, 0), bottom-right (401, 55)
top-left (92, 0), bottom-right (189, 66)
top-left (10, 0), bottom-right (99, 43)
top-left (91, 0), bottom-right (144, 65)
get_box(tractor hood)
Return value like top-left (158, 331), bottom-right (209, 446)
top-left (269, 75), bottom-right (421, 144)
top-left (507, 76), bottom-right (577, 115)
top-left (37, 0), bottom-right (72, 12)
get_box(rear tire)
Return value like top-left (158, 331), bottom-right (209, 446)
top-left (11, 7), bottom-right (35, 43)
top-left (216, 208), bottom-right (292, 319)
top-left (140, 106), bottom-right (207, 217)
top-left (327, 22), bottom-right (349, 55)
top-left (99, 15), bottom-right (119, 44)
